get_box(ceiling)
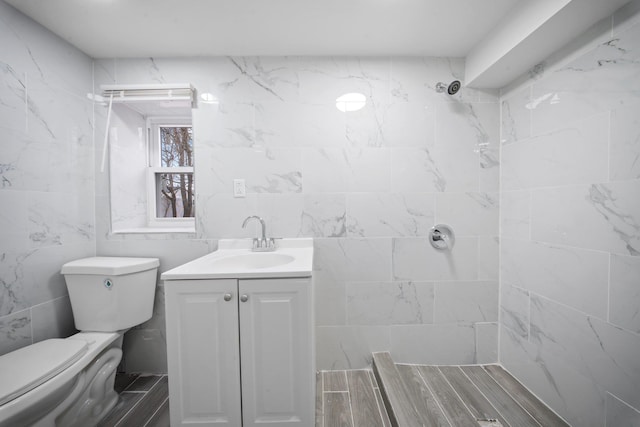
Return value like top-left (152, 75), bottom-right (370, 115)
top-left (4, 0), bottom-right (631, 88)
top-left (4, 0), bottom-right (520, 58)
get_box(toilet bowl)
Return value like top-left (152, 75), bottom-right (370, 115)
top-left (0, 257), bottom-right (159, 427)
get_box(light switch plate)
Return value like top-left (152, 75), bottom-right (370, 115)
top-left (233, 179), bottom-right (246, 197)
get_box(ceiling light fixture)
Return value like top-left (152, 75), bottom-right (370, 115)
top-left (335, 92), bottom-right (366, 112)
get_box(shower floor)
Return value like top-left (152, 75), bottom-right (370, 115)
top-left (103, 354), bottom-right (569, 427)
top-left (316, 352), bottom-right (570, 427)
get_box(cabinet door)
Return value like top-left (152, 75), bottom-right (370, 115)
top-left (165, 279), bottom-right (241, 426)
top-left (238, 278), bottom-right (314, 427)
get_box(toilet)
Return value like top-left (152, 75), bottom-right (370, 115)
top-left (0, 257), bottom-right (159, 427)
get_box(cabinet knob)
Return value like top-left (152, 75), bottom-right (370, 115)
top-left (224, 293), bottom-right (233, 302)
top-left (240, 294), bottom-right (249, 302)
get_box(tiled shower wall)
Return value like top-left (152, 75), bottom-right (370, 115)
top-left (499, 2), bottom-right (640, 426)
top-left (0, 2), bottom-right (96, 356)
top-left (94, 56), bottom-right (500, 371)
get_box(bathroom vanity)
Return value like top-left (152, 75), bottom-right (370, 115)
top-left (161, 239), bottom-right (314, 427)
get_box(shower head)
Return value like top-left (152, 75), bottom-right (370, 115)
top-left (435, 80), bottom-right (461, 95)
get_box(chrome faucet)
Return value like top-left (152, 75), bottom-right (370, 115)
top-left (242, 215), bottom-right (276, 251)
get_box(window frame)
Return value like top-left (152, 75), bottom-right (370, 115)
top-left (146, 116), bottom-right (195, 230)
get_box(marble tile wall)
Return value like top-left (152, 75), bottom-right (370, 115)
top-left (94, 55), bottom-right (499, 372)
top-left (0, 2), bottom-right (96, 355)
top-left (499, 1), bottom-right (640, 425)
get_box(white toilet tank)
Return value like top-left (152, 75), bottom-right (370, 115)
top-left (61, 257), bottom-right (160, 332)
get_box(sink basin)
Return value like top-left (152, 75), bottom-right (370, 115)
top-left (161, 238), bottom-right (313, 280)
top-left (210, 253), bottom-right (295, 270)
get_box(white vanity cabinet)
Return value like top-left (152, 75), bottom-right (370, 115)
top-left (165, 276), bottom-right (314, 427)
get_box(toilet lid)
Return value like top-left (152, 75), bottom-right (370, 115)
top-left (0, 339), bottom-right (88, 406)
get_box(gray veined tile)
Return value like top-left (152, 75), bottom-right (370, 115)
top-left (605, 393), bottom-right (640, 427)
top-left (31, 296), bottom-right (75, 343)
top-left (609, 254), bottom-right (640, 334)
top-left (610, 103), bottom-right (640, 181)
top-left (0, 310), bottom-right (32, 356)
top-left (529, 295), bottom-right (640, 410)
top-left (382, 101), bottom-right (436, 148)
top-left (302, 148), bottom-right (392, 193)
top-left (255, 101), bottom-right (347, 149)
top-left (346, 193), bottom-right (435, 238)
top-left (501, 85), bottom-right (531, 145)
top-left (500, 283), bottom-right (530, 339)
top-left (391, 148), bottom-right (447, 193)
top-left (499, 326), bottom-right (606, 427)
top-left (222, 57), bottom-right (301, 103)
top-left (301, 194), bottom-right (347, 238)
top-left (209, 147), bottom-right (303, 194)
top-left (315, 326), bottom-right (391, 370)
top-left (346, 281), bottom-right (434, 326)
top-left (531, 181), bottom-right (640, 256)
top-left (389, 323), bottom-right (476, 365)
top-left (392, 237), bottom-right (478, 282)
top-left (435, 192), bottom-right (498, 236)
top-left (500, 238), bottom-right (609, 319)
top-left (500, 190), bottom-right (531, 240)
top-left (478, 236), bottom-right (499, 281)
top-left (433, 281), bottom-right (498, 324)
top-left (501, 112), bottom-right (609, 190)
top-left (313, 238), bottom-right (392, 282)
top-left (475, 323), bottom-right (498, 364)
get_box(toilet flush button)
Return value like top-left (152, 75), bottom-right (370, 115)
top-left (104, 279), bottom-right (114, 289)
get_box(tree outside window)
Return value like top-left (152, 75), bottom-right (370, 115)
top-left (157, 126), bottom-right (194, 218)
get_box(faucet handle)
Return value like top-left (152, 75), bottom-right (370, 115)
top-left (251, 237), bottom-right (277, 252)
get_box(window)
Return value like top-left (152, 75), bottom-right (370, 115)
top-left (147, 117), bottom-right (194, 229)
top-left (104, 83), bottom-right (195, 234)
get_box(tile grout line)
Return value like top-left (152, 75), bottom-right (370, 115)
top-left (112, 390), bottom-right (146, 427)
top-left (482, 365), bottom-right (564, 427)
top-left (480, 367), bottom-right (544, 427)
top-left (141, 395), bottom-right (169, 427)
top-left (458, 367), bottom-right (514, 427)
top-left (344, 371), bottom-right (356, 427)
top-left (321, 371), bottom-right (325, 427)
top-left (435, 366), bottom-right (484, 424)
top-left (123, 375), bottom-right (162, 393)
top-left (414, 366), bottom-right (453, 427)
top-left (114, 375), bottom-right (164, 427)
top-left (366, 368), bottom-right (388, 425)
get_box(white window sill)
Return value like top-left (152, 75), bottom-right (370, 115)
top-left (112, 227), bottom-right (196, 235)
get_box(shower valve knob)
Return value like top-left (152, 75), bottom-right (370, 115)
top-left (429, 224), bottom-right (455, 250)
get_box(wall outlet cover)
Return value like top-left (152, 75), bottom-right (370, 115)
top-left (233, 179), bottom-right (246, 197)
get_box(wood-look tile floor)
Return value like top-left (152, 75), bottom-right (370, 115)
top-left (321, 358), bottom-right (570, 427)
top-left (316, 369), bottom-right (392, 427)
top-left (106, 364), bottom-right (567, 427)
top-left (100, 374), bottom-right (170, 427)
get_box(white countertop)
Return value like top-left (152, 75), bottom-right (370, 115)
top-left (161, 238), bottom-right (313, 280)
